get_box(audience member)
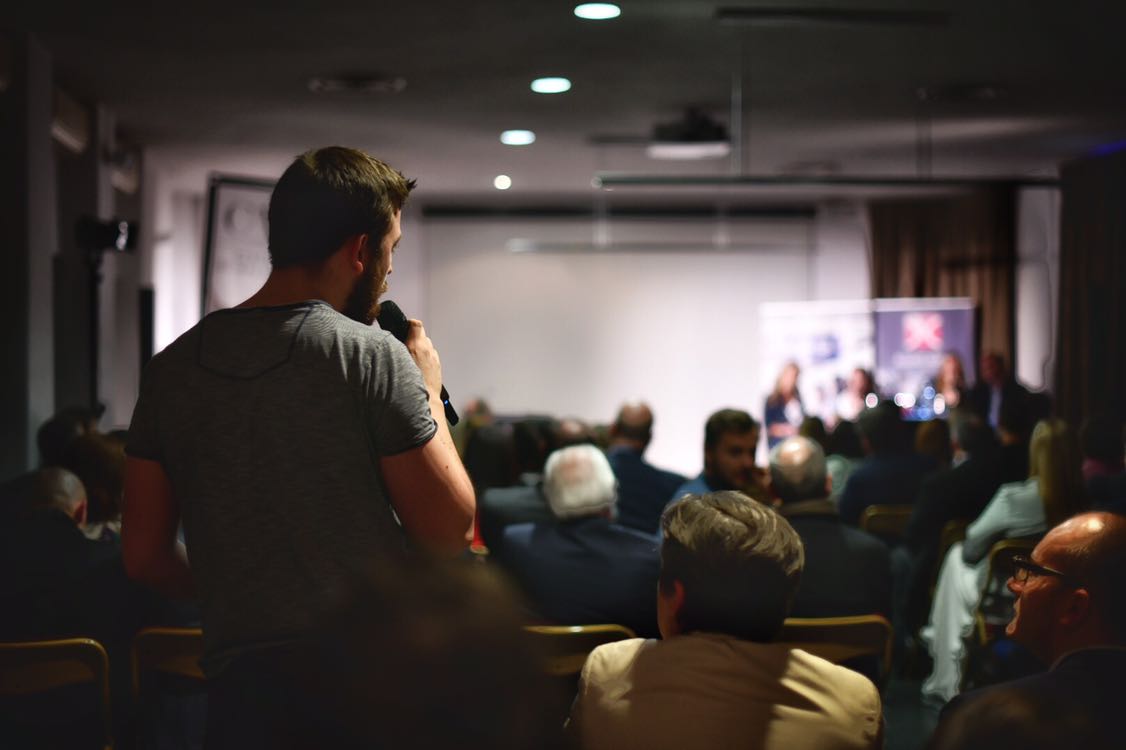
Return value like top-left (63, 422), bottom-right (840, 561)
top-left (764, 361), bottom-right (804, 449)
top-left (478, 417), bottom-right (591, 549)
top-left (569, 491), bottom-right (882, 749)
top-left (63, 432), bottom-right (127, 541)
top-left (450, 396), bottom-right (493, 458)
top-left (492, 445), bottom-right (660, 637)
top-left (771, 437), bottom-right (892, 620)
top-left (996, 397), bottom-right (1033, 483)
top-left (35, 404), bottom-right (102, 467)
top-left (920, 418), bottom-right (1086, 703)
top-left (967, 351), bottom-right (1029, 429)
top-left (825, 419), bottom-right (864, 506)
top-left (670, 408), bottom-right (766, 503)
top-left (914, 419), bottom-right (953, 472)
top-left (1079, 415), bottom-right (1124, 481)
top-left (838, 402), bottom-right (935, 527)
top-left (605, 402), bottom-right (685, 535)
top-left (798, 415), bottom-right (829, 450)
top-left (928, 513), bottom-right (1126, 750)
top-left (932, 352), bottom-right (967, 412)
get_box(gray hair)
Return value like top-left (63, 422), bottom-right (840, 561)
top-left (543, 445), bottom-right (617, 520)
top-left (33, 467), bottom-right (86, 514)
top-left (769, 437), bottom-right (828, 504)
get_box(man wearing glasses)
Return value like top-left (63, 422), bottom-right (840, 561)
top-left (929, 512), bottom-right (1126, 750)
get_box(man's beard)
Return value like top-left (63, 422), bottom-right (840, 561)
top-left (343, 265), bottom-right (388, 325)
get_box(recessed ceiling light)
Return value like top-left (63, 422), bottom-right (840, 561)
top-left (574, 3), bottom-right (621, 20)
top-left (494, 175), bottom-right (513, 190)
top-left (531, 77), bottom-right (572, 94)
top-left (500, 130), bottom-right (537, 146)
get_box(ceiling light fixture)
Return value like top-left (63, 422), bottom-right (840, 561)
top-left (494, 175), bottom-right (513, 190)
top-left (531, 77), bottom-right (572, 94)
top-left (500, 129), bottom-right (536, 146)
top-left (574, 3), bottom-right (621, 20)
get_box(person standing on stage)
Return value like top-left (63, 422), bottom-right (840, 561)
top-left (765, 361), bottom-right (805, 449)
top-left (120, 147), bottom-right (474, 746)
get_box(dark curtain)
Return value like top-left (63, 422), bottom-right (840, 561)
top-left (867, 187), bottom-right (1018, 365)
top-left (1055, 150), bottom-right (1126, 428)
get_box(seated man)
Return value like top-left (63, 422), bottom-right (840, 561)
top-left (492, 444), bottom-right (661, 637)
top-left (669, 409), bottom-right (768, 504)
top-left (606, 402), bottom-right (685, 535)
top-left (569, 491), bottom-right (882, 750)
top-left (930, 512), bottom-right (1126, 749)
top-left (771, 437), bottom-right (891, 619)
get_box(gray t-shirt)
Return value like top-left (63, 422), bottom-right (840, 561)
top-left (126, 300), bottom-right (436, 675)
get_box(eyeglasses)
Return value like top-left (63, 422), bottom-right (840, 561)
top-left (1010, 555), bottom-right (1075, 585)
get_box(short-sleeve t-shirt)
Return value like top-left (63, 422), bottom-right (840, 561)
top-left (126, 301), bottom-right (436, 675)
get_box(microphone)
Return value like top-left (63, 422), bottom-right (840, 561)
top-left (376, 301), bottom-right (460, 427)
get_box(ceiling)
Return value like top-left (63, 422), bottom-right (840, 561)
top-left (31, 1), bottom-right (1126, 199)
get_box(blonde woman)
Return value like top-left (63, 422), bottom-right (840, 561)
top-left (921, 419), bottom-right (1086, 704)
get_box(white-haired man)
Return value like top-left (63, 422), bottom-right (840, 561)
top-left (491, 444), bottom-right (661, 637)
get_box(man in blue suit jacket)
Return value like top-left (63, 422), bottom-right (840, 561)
top-left (929, 512), bottom-right (1126, 750)
top-left (606, 403), bottom-right (685, 535)
top-left (492, 444), bottom-right (661, 637)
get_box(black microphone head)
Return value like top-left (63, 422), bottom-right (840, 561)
top-left (375, 300), bottom-right (410, 342)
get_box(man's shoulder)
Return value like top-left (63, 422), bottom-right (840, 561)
top-left (584, 637), bottom-right (651, 679)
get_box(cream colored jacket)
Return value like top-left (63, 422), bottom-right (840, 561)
top-left (570, 633), bottom-right (883, 750)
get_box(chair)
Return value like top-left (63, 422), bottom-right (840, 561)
top-left (776, 615), bottom-right (894, 688)
top-left (859, 505), bottom-right (913, 543)
top-left (0, 637), bottom-right (113, 750)
top-left (973, 538), bottom-right (1038, 646)
top-left (931, 519), bottom-right (970, 595)
top-left (523, 624), bottom-right (636, 677)
top-left (130, 627), bottom-right (205, 700)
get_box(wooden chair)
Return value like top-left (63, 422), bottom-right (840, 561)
top-left (0, 637), bottom-right (113, 750)
top-left (776, 615), bottom-right (894, 688)
top-left (523, 624), bottom-right (636, 677)
top-left (973, 538), bottom-right (1038, 646)
top-left (130, 627), bottom-right (205, 701)
top-left (859, 505), bottom-right (913, 543)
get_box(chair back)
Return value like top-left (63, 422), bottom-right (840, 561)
top-left (523, 624), bottom-right (636, 677)
top-left (859, 505), bottom-right (913, 543)
top-left (974, 537), bottom-right (1039, 645)
top-left (0, 638), bottom-right (113, 749)
top-left (776, 615), bottom-right (893, 687)
top-left (131, 627), bottom-right (205, 700)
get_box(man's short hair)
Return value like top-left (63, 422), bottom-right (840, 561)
top-left (704, 409), bottom-right (759, 452)
top-left (36, 405), bottom-right (101, 467)
top-left (543, 445), bottom-right (617, 520)
top-left (949, 407), bottom-right (996, 457)
top-left (268, 147), bottom-right (415, 268)
top-left (612, 404), bottom-right (653, 444)
top-left (31, 468), bottom-right (85, 515)
top-left (659, 491), bottom-right (804, 642)
top-left (769, 437), bottom-right (828, 504)
top-left (856, 401), bottom-right (903, 454)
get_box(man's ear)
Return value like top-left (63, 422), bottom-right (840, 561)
top-left (341, 233), bottom-right (368, 275)
top-left (657, 579), bottom-right (686, 639)
top-left (824, 475), bottom-right (833, 495)
top-left (72, 496), bottom-right (88, 528)
top-left (1059, 587), bottom-right (1092, 630)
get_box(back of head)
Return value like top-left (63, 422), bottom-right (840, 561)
top-left (551, 417), bottom-right (594, 451)
top-left (798, 416), bottom-right (828, 452)
top-left (827, 420), bottom-right (864, 459)
top-left (611, 402), bottom-right (654, 446)
top-left (36, 406), bottom-right (100, 467)
top-left (704, 409), bottom-right (758, 451)
top-left (543, 445), bottom-right (617, 520)
top-left (62, 433), bottom-right (125, 525)
top-left (949, 407), bottom-right (996, 458)
top-left (268, 147), bottom-right (415, 268)
top-left (659, 491), bottom-right (804, 641)
top-left (463, 423), bottom-right (516, 493)
top-left (1029, 418), bottom-right (1086, 526)
top-left (511, 418), bottom-right (553, 474)
top-left (915, 418), bottom-right (953, 468)
top-left (31, 467), bottom-right (86, 517)
top-left (857, 401), bottom-right (904, 455)
top-left (769, 437), bottom-right (828, 504)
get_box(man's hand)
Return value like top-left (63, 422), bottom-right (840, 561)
top-left (405, 319), bottom-right (443, 398)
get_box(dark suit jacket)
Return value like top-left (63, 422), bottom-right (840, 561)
top-left (478, 476), bottom-right (554, 551)
top-left (966, 379), bottom-right (1030, 426)
top-left (838, 452), bottom-right (936, 527)
top-left (930, 648), bottom-right (1126, 750)
top-left (606, 446), bottom-right (685, 535)
top-left (780, 499), bottom-right (892, 619)
top-left (905, 453), bottom-right (1006, 556)
top-left (491, 516), bottom-right (661, 637)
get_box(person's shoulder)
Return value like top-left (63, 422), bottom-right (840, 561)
top-left (791, 647), bottom-right (882, 705)
top-left (584, 637), bottom-right (650, 678)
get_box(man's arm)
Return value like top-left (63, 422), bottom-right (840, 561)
top-left (122, 456), bottom-right (195, 599)
top-left (380, 319), bottom-right (475, 555)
